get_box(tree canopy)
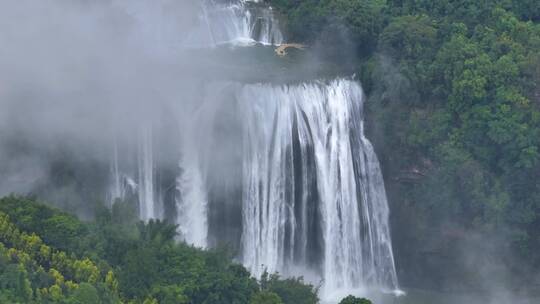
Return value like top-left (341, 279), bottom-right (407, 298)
top-left (0, 196), bottom-right (319, 304)
top-left (269, 0), bottom-right (540, 291)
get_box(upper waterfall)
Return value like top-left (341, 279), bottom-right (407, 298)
top-left (110, 0), bottom-right (283, 51)
top-left (195, 0), bottom-right (284, 47)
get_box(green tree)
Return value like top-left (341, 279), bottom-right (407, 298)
top-left (68, 282), bottom-right (100, 304)
top-left (250, 291), bottom-right (284, 304)
top-left (260, 271), bottom-right (318, 304)
top-left (339, 295), bottom-right (372, 304)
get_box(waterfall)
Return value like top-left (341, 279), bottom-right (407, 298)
top-left (111, 0), bottom-right (283, 50)
top-left (176, 149), bottom-right (208, 247)
top-left (137, 125), bottom-right (160, 221)
top-left (106, 0), bottom-right (399, 300)
top-left (109, 141), bottom-right (123, 208)
top-left (249, 4), bottom-right (283, 45)
top-left (186, 0), bottom-right (283, 47)
top-left (174, 95), bottom-right (219, 248)
top-left (238, 80), bottom-right (399, 297)
top-left (108, 125), bottom-right (161, 222)
top-left (109, 141), bottom-right (135, 206)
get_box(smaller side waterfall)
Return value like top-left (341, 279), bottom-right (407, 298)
top-left (175, 116), bottom-right (210, 248)
top-left (174, 87), bottom-right (225, 248)
top-left (176, 150), bottom-right (208, 247)
top-left (108, 125), bottom-right (161, 221)
top-left (109, 142), bottom-right (124, 207)
top-left (137, 126), bottom-right (158, 221)
top-left (109, 141), bottom-right (137, 207)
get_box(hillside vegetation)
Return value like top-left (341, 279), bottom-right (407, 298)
top-left (269, 0), bottom-right (540, 291)
top-left (0, 196), bottom-right (318, 304)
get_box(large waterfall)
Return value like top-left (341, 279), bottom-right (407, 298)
top-left (239, 80), bottom-right (399, 298)
top-left (107, 0), bottom-right (399, 301)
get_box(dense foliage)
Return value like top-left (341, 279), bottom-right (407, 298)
top-left (0, 207), bottom-right (119, 303)
top-left (338, 295), bottom-right (372, 304)
top-left (0, 196), bottom-right (318, 304)
top-left (269, 0), bottom-right (540, 291)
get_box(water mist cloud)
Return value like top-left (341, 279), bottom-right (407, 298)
top-left (0, 0), bottom-right (226, 198)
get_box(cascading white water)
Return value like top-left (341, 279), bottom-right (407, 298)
top-left (176, 148), bottom-right (208, 247)
top-left (108, 124), bottom-right (161, 221)
top-left (108, 132), bottom-right (151, 219)
top-left (137, 125), bottom-right (160, 221)
top-left (188, 0), bottom-right (283, 47)
top-left (111, 0), bottom-right (283, 50)
top-left (241, 0), bottom-right (284, 46)
top-left (109, 142), bottom-right (123, 208)
top-left (106, 1), bottom-right (399, 301)
top-left (174, 99), bottom-right (216, 248)
top-left (238, 80), bottom-right (399, 299)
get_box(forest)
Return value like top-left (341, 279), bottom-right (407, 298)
top-left (0, 195), bottom-right (324, 303)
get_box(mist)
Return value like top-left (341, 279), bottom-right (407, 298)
top-left (0, 0), bottom-right (232, 203)
top-left (0, 0), bottom-right (343, 209)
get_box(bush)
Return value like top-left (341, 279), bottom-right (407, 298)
top-left (339, 295), bottom-right (372, 304)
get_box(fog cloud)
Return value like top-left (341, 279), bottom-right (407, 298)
top-left (0, 0), bottom-right (232, 199)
